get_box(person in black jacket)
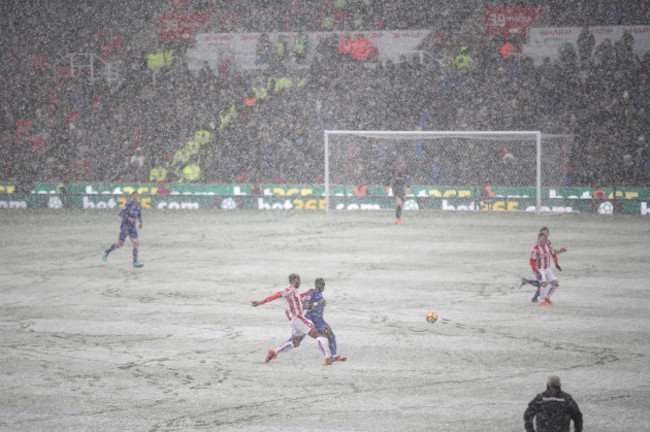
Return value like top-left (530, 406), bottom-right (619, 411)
top-left (524, 375), bottom-right (583, 432)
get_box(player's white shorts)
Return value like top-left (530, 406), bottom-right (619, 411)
top-left (538, 268), bottom-right (557, 283)
top-left (290, 315), bottom-right (314, 337)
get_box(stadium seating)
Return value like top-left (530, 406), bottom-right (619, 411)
top-left (1, 1), bottom-right (648, 188)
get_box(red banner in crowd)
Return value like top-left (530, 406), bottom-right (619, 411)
top-left (485, 6), bottom-right (545, 36)
top-left (338, 36), bottom-right (378, 60)
top-left (160, 11), bottom-right (213, 41)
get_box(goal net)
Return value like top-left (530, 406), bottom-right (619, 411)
top-left (323, 130), bottom-right (573, 213)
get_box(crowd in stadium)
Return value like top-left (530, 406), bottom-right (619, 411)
top-left (1, 0), bottom-right (649, 192)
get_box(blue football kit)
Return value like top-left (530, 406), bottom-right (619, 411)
top-left (103, 198), bottom-right (144, 267)
top-left (118, 200), bottom-right (142, 241)
top-left (304, 291), bottom-right (328, 330)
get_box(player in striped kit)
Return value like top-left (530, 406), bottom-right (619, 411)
top-left (521, 227), bottom-right (565, 302)
top-left (529, 231), bottom-right (560, 307)
top-left (251, 273), bottom-right (330, 364)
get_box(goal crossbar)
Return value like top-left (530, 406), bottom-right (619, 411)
top-left (323, 130), bottom-right (544, 213)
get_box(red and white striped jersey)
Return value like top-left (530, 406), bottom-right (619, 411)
top-left (281, 285), bottom-right (305, 321)
top-left (258, 285), bottom-right (312, 321)
top-left (530, 242), bottom-right (558, 272)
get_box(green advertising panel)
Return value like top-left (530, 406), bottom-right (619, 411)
top-left (25, 183), bottom-right (650, 201)
top-left (0, 194), bottom-right (44, 208)
top-left (3, 193), bottom-right (649, 215)
top-left (2, 183), bottom-right (650, 214)
top-left (32, 183), bottom-right (242, 196)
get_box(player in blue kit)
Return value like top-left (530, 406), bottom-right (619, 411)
top-left (303, 278), bottom-right (346, 365)
top-left (102, 191), bottom-right (144, 268)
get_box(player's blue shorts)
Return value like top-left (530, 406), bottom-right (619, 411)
top-left (306, 314), bottom-right (328, 331)
top-left (118, 222), bottom-right (138, 241)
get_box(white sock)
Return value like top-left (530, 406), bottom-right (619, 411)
top-left (538, 285), bottom-right (548, 300)
top-left (276, 340), bottom-right (294, 354)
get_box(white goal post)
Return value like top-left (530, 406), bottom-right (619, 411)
top-left (323, 130), bottom-right (546, 213)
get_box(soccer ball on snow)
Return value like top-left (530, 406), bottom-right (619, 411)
top-left (426, 311), bottom-right (438, 323)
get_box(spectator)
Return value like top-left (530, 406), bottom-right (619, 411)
top-left (1, 0), bottom-right (648, 191)
top-left (576, 26), bottom-right (595, 63)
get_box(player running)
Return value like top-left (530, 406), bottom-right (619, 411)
top-left (251, 273), bottom-right (330, 365)
top-left (521, 227), bottom-right (565, 302)
top-left (102, 191), bottom-right (144, 268)
top-left (303, 278), bottom-right (346, 365)
top-left (529, 231), bottom-right (560, 307)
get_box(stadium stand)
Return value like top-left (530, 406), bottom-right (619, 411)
top-left (1, 0), bottom-right (649, 189)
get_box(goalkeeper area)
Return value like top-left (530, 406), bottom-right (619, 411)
top-left (324, 130), bottom-right (573, 212)
top-left (1, 210), bottom-right (649, 431)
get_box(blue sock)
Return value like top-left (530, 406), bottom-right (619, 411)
top-left (328, 334), bottom-right (337, 357)
top-left (105, 243), bottom-right (116, 255)
top-left (532, 287), bottom-right (540, 300)
top-left (133, 247), bottom-right (138, 263)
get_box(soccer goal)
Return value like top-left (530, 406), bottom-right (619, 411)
top-left (323, 130), bottom-right (573, 213)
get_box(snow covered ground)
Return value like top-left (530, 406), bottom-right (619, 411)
top-left (1, 209), bottom-right (649, 431)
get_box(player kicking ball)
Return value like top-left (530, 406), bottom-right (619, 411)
top-left (251, 274), bottom-right (331, 365)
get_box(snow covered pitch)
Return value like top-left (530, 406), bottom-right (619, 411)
top-left (1, 210), bottom-right (649, 431)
